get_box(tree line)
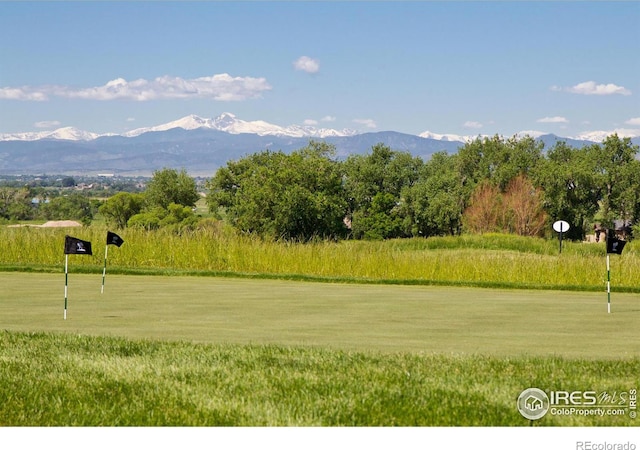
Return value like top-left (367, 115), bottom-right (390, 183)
top-left (206, 134), bottom-right (639, 241)
top-left (2, 133), bottom-right (638, 242)
top-left (0, 188), bottom-right (98, 226)
top-left (0, 169), bottom-right (199, 231)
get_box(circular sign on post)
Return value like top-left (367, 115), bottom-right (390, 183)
top-left (553, 220), bottom-right (570, 233)
top-left (553, 220), bottom-right (570, 254)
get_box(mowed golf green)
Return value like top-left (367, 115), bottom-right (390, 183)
top-left (1, 272), bottom-right (638, 358)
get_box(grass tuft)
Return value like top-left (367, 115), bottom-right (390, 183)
top-left (1, 227), bottom-right (638, 292)
top-left (1, 331), bottom-right (637, 426)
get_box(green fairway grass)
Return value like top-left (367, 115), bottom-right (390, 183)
top-left (1, 331), bottom-right (638, 426)
top-left (1, 272), bottom-right (638, 426)
top-left (1, 272), bottom-right (638, 358)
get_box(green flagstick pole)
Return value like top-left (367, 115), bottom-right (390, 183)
top-left (101, 244), bottom-right (108, 294)
top-left (607, 253), bottom-right (611, 314)
top-left (64, 254), bottom-right (68, 320)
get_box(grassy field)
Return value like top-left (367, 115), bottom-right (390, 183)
top-left (1, 226), bottom-right (639, 292)
top-left (1, 272), bottom-right (638, 426)
top-left (1, 272), bottom-right (638, 357)
top-left (1, 228), bottom-right (638, 427)
top-left (1, 330), bottom-right (638, 427)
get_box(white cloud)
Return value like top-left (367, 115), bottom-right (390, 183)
top-left (353, 119), bottom-right (377, 129)
top-left (537, 116), bottom-right (569, 124)
top-left (0, 87), bottom-right (48, 101)
top-left (0, 74), bottom-right (272, 102)
top-left (293, 56), bottom-right (320, 74)
top-left (126, 117), bottom-right (136, 122)
top-left (34, 120), bottom-right (61, 129)
top-left (463, 121), bottom-right (483, 129)
top-left (625, 117), bottom-right (640, 126)
top-left (304, 116), bottom-right (336, 126)
top-left (554, 81), bottom-right (631, 96)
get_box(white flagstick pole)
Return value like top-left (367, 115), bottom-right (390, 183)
top-left (607, 253), bottom-right (611, 314)
top-left (101, 244), bottom-right (108, 294)
top-left (64, 254), bottom-right (68, 320)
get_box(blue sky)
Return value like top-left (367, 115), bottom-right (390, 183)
top-left (1, 1), bottom-right (639, 138)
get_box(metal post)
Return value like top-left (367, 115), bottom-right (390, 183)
top-left (102, 245), bottom-right (108, 294)
top-left (64, 254), bottom-right (68, 320)
top-left (559, 222), bottom-right (563, 254)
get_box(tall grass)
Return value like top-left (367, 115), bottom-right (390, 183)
top-left (1, 226), bottom-right (638, 291)
top-left (1, 331), bottom-right (637, 426)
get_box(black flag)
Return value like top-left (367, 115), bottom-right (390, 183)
top-left (64, 235), bottom-right (93, 255)
top-left (107, 231), bottom-right (124, 247)
top-left (606, 236), bottom-right (626, 255)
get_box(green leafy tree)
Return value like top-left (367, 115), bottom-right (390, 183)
top-left (352, 192), bottom-right (404, 240)
top-left (532, 141), bottom-right (600, 240)
top-left (160, 203), bottom-right (200, 230)
top-left (207, 141), bottom-right (348, 241)
top-left (588, 134), bottom-right (640, 229)
top-left (99, 192), bottom-right (145, 229)
top-left (401, 152), bottom-right (465, 236)
top-left (0, 187), bottom-right (34, 221)
top-left (61, 177), bottom-right (76, 188)
top-left (343, 144), bottom-right (422, 239)
top-left (145, 168), bottom-right (199, 209)
top-left (128, 203), bottom-right (198, 232)
top-left (42, 193), bottom-right (94, 225)
top-left (619, 162), bottom-right (640, 233)
top-left (127, 207), bottom-right (164, 231)
top-left (456, 134), bottom-right (544, 193)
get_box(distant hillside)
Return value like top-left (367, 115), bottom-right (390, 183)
top-left (1, 113), bottom-right (637, 176)
top-left (0, 129), bottom-right (464, 176)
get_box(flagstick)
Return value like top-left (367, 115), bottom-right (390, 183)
top-left (101, 245), bottom-right (108, 294)
top-left (606, 253), bottom-right (611, 314)
top-left (64, 254), bottom-right (68, 320)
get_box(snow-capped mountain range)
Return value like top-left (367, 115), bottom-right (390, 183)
top-left (0, 113), bottom-right (361, 142)
top-left (3, 112), bottom-right (637, 143)
top-left (0, 127), bottom-right (103, 142)
top-left (123, 113), bottom-right (360, 139)
top-left (1, 112), bottom-right (638, 176)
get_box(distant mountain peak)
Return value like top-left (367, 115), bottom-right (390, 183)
top-left (117, 112), bottom-right (358, 139)
top-left (218, 111), bottom-right (236, 119)
top-left (570, 129), bottom-right (640, 142)
top-left (48, 127), bottom-right (100, 141)
top-left (211, 112), bottom-right (251, 133)
top-left (0, 126), bottom-right (99, 142)
top-left (123, 115), bottom-right (214, 137)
